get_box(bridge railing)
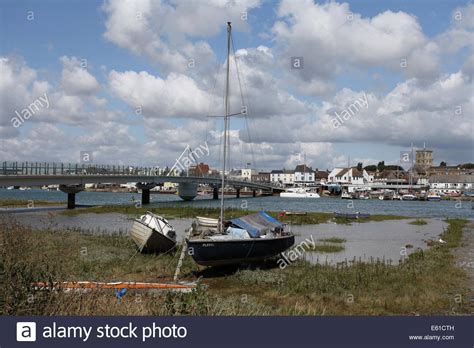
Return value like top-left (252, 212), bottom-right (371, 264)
top-left (0, 161), bottom-right (163, 176)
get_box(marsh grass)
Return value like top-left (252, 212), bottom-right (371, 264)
top-left (409, 219), bottom-right (428, 225)
top-left (303, 243), bottom-right (345, 253)
top-left (0, 199), bottom-right (62, 207)
top-left (318, 237), bottom-right (346, 243)
top-left (59, 205), bottom-right (408, 225)
top-left (0, 216), bottom-right (469, 315)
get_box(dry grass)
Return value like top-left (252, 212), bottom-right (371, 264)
top-left (0, 216), bottom-right (470, 316)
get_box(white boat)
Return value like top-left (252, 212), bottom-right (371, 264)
top-left (196, 216), bottom-right (219, 228)
top-left (19, 186), bottom-right (31, 191)
top-left (402, 194), bottom-right (417, 201)
top-left (341, 191), bottom-right (352, 199)
top-left (130, 211), bottom-right (177, 253)
top-left (393, 194), bottom-right (402, 200)
top-left (6, 186), bottom-right (14, 190)
top-left (280, 187), bottom-right (320, 198)
top-left (427, 193), bottom-right (441, 201)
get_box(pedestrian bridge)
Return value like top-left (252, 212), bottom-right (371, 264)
top-left (0, 161), bottom-right (276, 208)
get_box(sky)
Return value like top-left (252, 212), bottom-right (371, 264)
top-left (0, 0), bottom-right (473, 172)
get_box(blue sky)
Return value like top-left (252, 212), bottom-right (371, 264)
top-left (0, 0), bottom-right (472, 170)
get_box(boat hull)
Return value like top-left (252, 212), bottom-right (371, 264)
top-left (130, 220), bottom-right (176, 253)
top-left (186, 235), bottom-right (295, 266)
top-left (280, 192), bottom-right (320, 198)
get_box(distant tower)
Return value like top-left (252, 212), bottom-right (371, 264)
top-left (415, 144), bottom-right (433, 169)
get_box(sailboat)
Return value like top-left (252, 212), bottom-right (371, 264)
top-left (185, 22), bottom-right (295, 267)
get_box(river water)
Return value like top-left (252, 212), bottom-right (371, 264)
top-left (1, 188), bottom-right (473, 219)
top-left (7, 209), bottom-right (447, 264)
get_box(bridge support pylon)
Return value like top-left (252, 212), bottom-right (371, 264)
top-left (236, 187), bottom-right (241, 198)
top-left (136, 182), bottom-right (157, 205)
top-left (178, 182), bottom-right (197, 201)
top-left (212, 186), bottom-right (219, 200)
top-left (252, 190), bottom-right (256, 197)
top-left (59, 184), bottom-right (85, 209)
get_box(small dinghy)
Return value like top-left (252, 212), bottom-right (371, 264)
top-left (130, 211), bottom-right (177, 253)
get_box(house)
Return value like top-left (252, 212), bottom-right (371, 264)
top-left (374, 170), bottom-right (407, 185)
top-left (251, 172), bottom-right (270, 183)
top-left (328, 167), bottom-right (374, 185)
top-left (189, 163), bottom-right (210, 177)
top-left (294, 164), bottom-right (315, 184)
top-left (241, 168), bottom-right (257, 181)
top-left (315, 170), bottom-right (329, 184)
top-left (270, 169), bottom-right (295, 186)
top-left (429, 175), bottom-right (474, 192)
top-left (427, 165), bottom-right (473, 177)
top-left (228, 169), bottom-right (243, 180)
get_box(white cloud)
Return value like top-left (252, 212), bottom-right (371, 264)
top-left (60, 56), bottom-right (101, 96)
top-left (102, 0), bottom-right (261, 75)
top-left (109, 70), bottom-right (213, 118)
top-left (271, 0), bottom-right (440, 95)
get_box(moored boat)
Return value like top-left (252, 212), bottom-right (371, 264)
top-left (280, 187), bottom-right (320, 198)
top-left (427, 193), bottom-right (441, 201)
top-left (402, 194), bottom-right (417, 201)
top-left (341, 191), bottom-right (352, 199)
top-left (186, 212), bottom-right (295, 266)
top-left (130, 211), bottom-right (177, 253)
top-left (185, 22), bottom-right (295, 267)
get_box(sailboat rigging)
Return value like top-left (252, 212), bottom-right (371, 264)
top-left (185, 22), bottom-right (295, 267)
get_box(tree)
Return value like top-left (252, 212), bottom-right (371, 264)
top-left (460, 163), bottom-right (474, 169)
top-left (440, 161), bottom-right (447, 167)
top-left (377, 161), bottom-right (385, 172)
top-left (357, 162), bottom-right (363, 171)
top-left (364, 165), bottom-right (377, 172)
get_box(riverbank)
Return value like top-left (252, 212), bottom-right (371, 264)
top-left (57, 205), bottom-right (409, 225)
top-left (0, 198), bottom-right (62, 207)
top-left (1, 192), bottom-right (473, 219)
top-left (0, 217), bottom-right (470, 315)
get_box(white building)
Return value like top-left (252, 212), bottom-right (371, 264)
top-left (429, 175), bottom-right (473, 193)
top-left (294, 164), bottom-right (315, 184)
top-left (241, 168), bottom-right (257, 181)
top-left (328, 167), bottom-right (374, 192)
top-left (270, 169), bottom-right (295, 186)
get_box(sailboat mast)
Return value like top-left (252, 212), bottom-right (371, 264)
top-left (220, 21), bottom-right (232, 232)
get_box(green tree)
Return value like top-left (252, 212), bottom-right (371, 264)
top-left (364, 165), bottom-right (377, 172)
top-left (377, 161), bottom-right (385, 172)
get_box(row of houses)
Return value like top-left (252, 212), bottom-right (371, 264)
top-left (186, 162), bottom-right (473, 193)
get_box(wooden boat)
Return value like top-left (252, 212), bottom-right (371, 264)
top-left (130, 211), bottom-right (176, 253)
top-left (334, 212), bottom-right (370, 219)
top-left (185, 23), bottom-right (295, 267)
